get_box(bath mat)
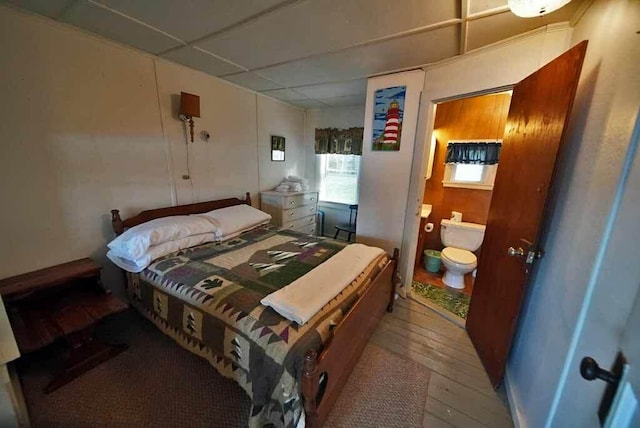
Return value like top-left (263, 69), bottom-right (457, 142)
top-left (412, 280), bottom-right (471, 318)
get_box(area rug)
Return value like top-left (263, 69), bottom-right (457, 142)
top-left (19, 310), bottom-right (430, 428)
top-left (325, 343), bottom-right (430, 428)
top-left (412, 280), bottom-right (471, 318)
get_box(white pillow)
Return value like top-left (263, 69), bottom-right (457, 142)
top-left (107, 232), bottom-right (217, 273)
top-left (108, 215), bottom-right (217, 260)
top-left (197, 205), bottom-right (271, 238)
top-left (216, 222), bottom-right (271, 242)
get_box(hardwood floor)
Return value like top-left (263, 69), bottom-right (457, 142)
top-left (414, 266), bottom-right (475, 297)
top-left (373, 297), bottom-right (513, 427)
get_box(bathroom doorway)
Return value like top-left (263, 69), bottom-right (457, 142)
top-left (412, 92), bottom-right (512, 323)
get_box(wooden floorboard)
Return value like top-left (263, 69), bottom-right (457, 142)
top-left (376, 297), bottom-right (513, 428)
top-left (423, 412), bottom-right (455, 428)
top-left (384, 311), bottom-right (475, 356)
top-left (425, 397), bottom-right (488, 428)
top-left (380, 321), bottom-right (482, 370)
top-left (370, 330), bottom-right (496, 397)
top-left (396, 298), bottom-right (471, 336)
top-left (372, 325), bottom-right (489, 385)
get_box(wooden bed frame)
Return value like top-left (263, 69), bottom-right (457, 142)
top-left (110, 193), bottom-right (399, 428)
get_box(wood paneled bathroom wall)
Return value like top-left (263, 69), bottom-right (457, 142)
top-left (417, 93), bottom-right (512, 264)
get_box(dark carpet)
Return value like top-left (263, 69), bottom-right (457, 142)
top-left (19, 310), bottom-right (430, 427)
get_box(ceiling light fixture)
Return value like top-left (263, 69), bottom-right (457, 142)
top-left (508, 0), bottom-right (572, 17)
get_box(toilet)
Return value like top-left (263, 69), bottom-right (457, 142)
top-left (440, 219), bottom-right (486, 289)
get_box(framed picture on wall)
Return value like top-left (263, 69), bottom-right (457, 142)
top-left (271, 135), bottom-right (285, 161)
top-left (372, 85), bottom-right (406, 151)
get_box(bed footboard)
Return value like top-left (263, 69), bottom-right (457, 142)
top-left (302, 248), bottom-right (399, 428)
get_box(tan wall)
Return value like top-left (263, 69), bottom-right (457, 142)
top-left (419, 93), bottom-right (511, 258)
top-left (0, 6), bottom-right (305, 292)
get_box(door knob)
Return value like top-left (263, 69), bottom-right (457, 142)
top-left (580, 357), bottom-right (619, 386)
top-left (507, 247), bottom-right (525, 257)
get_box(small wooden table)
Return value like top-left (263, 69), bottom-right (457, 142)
top-left (0, 258), bottom-right (128, 393)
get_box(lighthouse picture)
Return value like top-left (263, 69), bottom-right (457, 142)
top-left (372, 85), bottom-right (406, 151)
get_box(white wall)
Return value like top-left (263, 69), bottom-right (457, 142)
top-left (358, 70), bottom-right (425, 260)
top-left (508, 1), bottom-right (640, 427)
top-left (304, 106), bottom-right (365, 236)
top-left (257, 95), bottom-right (305, 191)
top-left (0, 6), bottom-right (305, 292)
top-left (396, 26), bottom-right (573, 291)
top-left (155, 60), bottom-right (260, 207)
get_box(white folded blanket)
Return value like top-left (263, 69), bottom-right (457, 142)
top-left (260, 243), bottom-right (384, 325)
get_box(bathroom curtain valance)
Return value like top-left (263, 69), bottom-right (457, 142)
top-left (445, 141), bottom-right (502, 165)
top-left (315, 127), bottom-right (364, 156)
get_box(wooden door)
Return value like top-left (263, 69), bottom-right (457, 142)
top-left (466, 41), bottom-right (588, 387)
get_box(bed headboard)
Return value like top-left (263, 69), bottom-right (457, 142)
top-left (110, 192), bottom-right (252, 236)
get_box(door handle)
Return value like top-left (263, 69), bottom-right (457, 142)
top-left (580, 357), bottom-right (620, 386)
top-left (508, 239), bottom-right (544, 264)
top-left (507, 247), bottom-right (525, 257)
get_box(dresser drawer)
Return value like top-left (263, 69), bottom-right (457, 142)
top-left (281, 192), bottom-right (317, 209)
top-left (282, 205), bottom-right (316, 221)
top-left (282, 214), bottom-right (316, 231)
top-left (294, 223), bottom-right (317, 235)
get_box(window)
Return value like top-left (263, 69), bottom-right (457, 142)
top-left (443, 163), bottom-right (498, 190)
top-left (318, 153), bottom-right (361, 204)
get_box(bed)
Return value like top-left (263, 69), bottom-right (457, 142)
top-left (110, 193), bottom-right (399, 428)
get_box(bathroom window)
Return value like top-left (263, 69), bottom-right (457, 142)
top-left (442, 140), bottom-right (501, 190)
top-left (443, 163), bottom-right (498, 190)
top-left (453, 164), bottom-right (484, 182)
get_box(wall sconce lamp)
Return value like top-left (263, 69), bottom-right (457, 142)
top-left (179, 92), bottom-right (200, 142)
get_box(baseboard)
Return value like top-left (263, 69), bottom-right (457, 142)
top-left (504, 366), bottom-right (524, 428)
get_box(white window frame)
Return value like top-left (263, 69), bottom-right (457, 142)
top-left (442, 139), bottom-right (501, 190)
top-left (442, 163), bottom-right (498, 190)
top-left (317, 153), bottom-right (361, 205)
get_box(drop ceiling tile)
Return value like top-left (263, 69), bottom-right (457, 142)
top-left (469, 0), bottom-right (508, 15)
top-left (466, 2), bottom-right (580, 51)
top-left (94, 0), bottom-right (288, 43)
top-left (221, 72), bottom-right (284, 92)
top-left (318, 94), bottom-right (367, 107)
top-left (293, 79), bottom-right (368, 99)
top-left (258, 25), bottom-right (459, 87)
top-left (260, 88), bottom-right (307, 102)
top-left (61, 1), bottom-right (182, 54)
top-left (288, 99), bottom-right (330, 109)
top-left (161, 46), bottom-right (244, 76)
top-left (5, 0), bottom-right (74, 18)
top-left (196, 0), bottom-right (459, 69)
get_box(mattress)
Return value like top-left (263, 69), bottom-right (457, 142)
top-left (126, 224), bottom-right (388, 428)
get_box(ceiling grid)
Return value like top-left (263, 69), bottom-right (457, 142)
top-left (4, 0), bottom-right (585, 108)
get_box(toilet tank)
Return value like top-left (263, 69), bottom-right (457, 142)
top-left (440, 219), bottom-right (486, 251)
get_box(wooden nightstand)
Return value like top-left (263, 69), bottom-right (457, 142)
top-left (0, 258), bottom-right (128, 393)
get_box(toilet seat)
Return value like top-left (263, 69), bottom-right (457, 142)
top-left (441, 247), bottom-right (476, 266)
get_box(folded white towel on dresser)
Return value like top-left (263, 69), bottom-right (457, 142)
top-left (260, 243), bottom-right (384, 325)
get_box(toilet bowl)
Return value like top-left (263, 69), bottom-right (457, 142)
top-left (441, 247), bottom-right (477, 289)
top-left (440, 219), bottom-right (486, 290)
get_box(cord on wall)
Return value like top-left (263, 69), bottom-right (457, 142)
top-left (152, 59), bottom-right (177, 206)
top-left (182, 119), bottom-right (196, 203)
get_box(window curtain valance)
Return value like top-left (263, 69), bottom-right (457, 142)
top-left (315, 127), bottom-right (364, 156)
top-left (445, 141), bottom-right (502, 165)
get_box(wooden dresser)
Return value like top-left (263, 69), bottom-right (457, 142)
top-left (260, 190), bottom-right (318, 235)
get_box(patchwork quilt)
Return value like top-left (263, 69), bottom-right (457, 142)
top-left (126, 224), bottom-right (389, 428)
